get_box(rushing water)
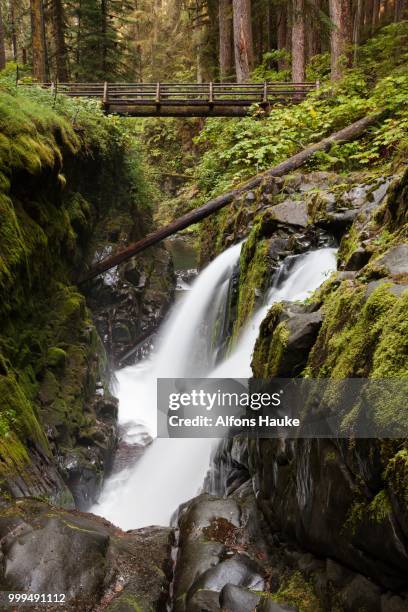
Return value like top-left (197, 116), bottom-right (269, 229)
top-left (92, 244), bottom-right (337, 529)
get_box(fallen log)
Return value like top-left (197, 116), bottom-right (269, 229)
top-left (78, 112), bottom-right (382, 283)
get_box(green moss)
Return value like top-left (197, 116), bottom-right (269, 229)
top-left (384, 449), bottom-right (408, 507)
top-left (308, 281), bottom-right (404, 378)
top-left (368, 489), bottom-right (392, 522)
top-left (234, 239), bottom-right (270, 337)
top-left (46, 347), bottom-right (67, 369)
top-left (338, 223), bottom-right (361, 266)
top-left (371, 289), bottom-right (408, 377)
top-left (265, 571), bottom-right (322, 612)
top-left (251, 303), bottom-right (288, 378)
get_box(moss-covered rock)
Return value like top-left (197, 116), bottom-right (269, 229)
top-left (0, 86), bottom-right (155, 507)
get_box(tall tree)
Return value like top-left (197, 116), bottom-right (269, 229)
top-left (232, 0), bottom-right (254, 82)
top-left (219, 0), bottom-right (233, 79)
top-left (277, 2), bottom-right (289, 70)
top-left (30, 0), bottom-right (47, 81)
top-left (292, 0), bottom-right (305, 81)
top-left (9, 0), bottom-right (18, 60)
top-left (0, 3), bottom-right (6, 70)
top-left (329, 0), bottom-right (352, 80)
top-left (52, 0), bottom-right (69, 80)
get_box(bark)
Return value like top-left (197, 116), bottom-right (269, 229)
top-left (30, 0), bottom-right (47, 81)
top-left (329, 0), bottom-right (352, 80)
top-left (232, 0), bottom-right (254, 82)
top-left (371, 0), bottom-right (380, 31)
top-left (79, 112), bottom-right (383, 283)
top-left (277, 3), bottom-right (288, 70)
top-left (292, 0), bottom-right (305, 81)
top-left (9, 0), bottom-right (17, 60)
top-left (394, 0), bottom-right (407, 20)
top-left (219, 0), bottom-right (233, 79)
top-left (352, 0), bottom-right (364, 62)
top-left (307, 0), bottom-right (321, 59)
top-left (0, 3), bottom-right (6, 70)
top-left (52, 0), bottom-right (69, 81)
top-left (101, 0), bottom-right (107, 74)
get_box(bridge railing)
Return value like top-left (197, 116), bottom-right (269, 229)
top-left (23, 81), bottom-right (318, 106)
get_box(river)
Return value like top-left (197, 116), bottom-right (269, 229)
top-left (91, 243), bottom-right (337, 528)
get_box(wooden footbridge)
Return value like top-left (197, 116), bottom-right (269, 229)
top-left (34, 81), bottom-right (319, 117)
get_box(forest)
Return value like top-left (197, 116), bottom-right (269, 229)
top-left (0, 0), bottom-right (407, 610)
top-left (1, 0), bottom-right (406, 84)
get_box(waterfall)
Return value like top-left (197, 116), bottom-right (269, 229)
top-left (91, 244), bottom-right (337, 529)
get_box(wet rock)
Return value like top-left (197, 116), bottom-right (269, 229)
top-left (338, 574), bottom-right (382, 612)
top-left (220, 583), bottom-right (261, 610)
top-left (381, 592), bottom-right (408, 612)
top-left (189, 553), bottom-right (264, 597)
top-left (174, 540), bottom-right (226, 609)
top-left (0, 499), bottom-right (173, 611)
top-left (188, 589), bottom-right (221, 611)
top-left (375, 244), bottom-right (408, 276)
top-left (270, 200), bottom-right (308, 228)
top-left (174, 493), bottom-right (270, 612)
top-left (252, 304), bottom-right (323, 378)
top-left (345, 246), bottom-right (371, 270)
top-left (257, 600), bottom-right (298, 612)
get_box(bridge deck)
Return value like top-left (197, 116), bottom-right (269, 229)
top-left (26, 81), bottom-right (318, 117)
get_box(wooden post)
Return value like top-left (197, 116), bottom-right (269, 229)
top-left (209, 81), bottom-right (214, 108)
top-left (156, 82), bottom-right (161, 106)
top-left (263, 81), bottom-right (268, 104)
top-left (103, 81), bottom-right (109, 110)
top-left (316, 80), bottom-right (320, 91)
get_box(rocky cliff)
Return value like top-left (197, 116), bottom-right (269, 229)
top-left (0, 89), bottom-right (174, 511)
top-left (201, 168), bottom-right (408, 611)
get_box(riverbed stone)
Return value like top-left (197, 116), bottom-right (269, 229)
top-left (187, 589), bottom-right (222, 611)
top-left (188, 553), bottom-right (264, 598)
top-left (220, 583), bottom-right (261, 610)
top-left (374, 244), bottom-right (408, 276)
top-left (0, 499), bottom-right (173, 611)
top-left (270, 200), bottom-right (308, 228)
top-left (257, 599), bottom-right (299, 612)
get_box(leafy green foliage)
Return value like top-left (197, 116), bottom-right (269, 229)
top-left (192, 24), bottom-right (408, 200)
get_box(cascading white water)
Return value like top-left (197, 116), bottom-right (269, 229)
top-left (91, 243), bottom-right (242, 528)
top-left (92, 244), bottom-right (337, 529)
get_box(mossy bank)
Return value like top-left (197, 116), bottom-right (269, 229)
top-left (0, 83), bottom-right (166, 508)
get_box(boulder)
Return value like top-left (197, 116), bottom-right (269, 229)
top-left (0, 499), bottom-right (173, 612)
top-left (338, 574), bottom-right (382, 612)
top-left (375, 244), bottom-right (408, 276)
top-left (220, 583), bottom-right (261, 611)
top-left (188, 553), bottom-right (264, 597)
top-left (270, 200), bottom-right (308, 228)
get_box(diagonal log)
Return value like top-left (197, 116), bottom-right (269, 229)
top-left (78, 112), bottom-right (382, 284)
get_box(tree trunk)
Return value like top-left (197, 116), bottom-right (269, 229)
top-left (219, 0), bottom-right (233, 79)
top-left (30, 0), bottom-right (47, 81)
top-left (0, 3), bottom-right (6, 70)
top-left (9, 0), bottom-right (18, 60)
top-left (371, 0), bottom-right (380, 31)
top-left (292, 0), bottom-right (305, 81)
top-left (307, 0), bottom-right (321, 59)
top-left (329, 0), bottom-right (352, 80)
top-left (79, 112), bottom-right (383, 284)
top-left (232, 0), bottom-right (254, 82)
top-left (101, 0), bottom-right (108, 74)
top-left (394, 0), bottom-right (407, 20)
top-left (52, 0), bottom-right (69, 81)
top-left (352, 0), bottom-right (364, 62)
top-left (277, 3), bottom-right (288, 70)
